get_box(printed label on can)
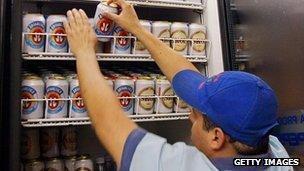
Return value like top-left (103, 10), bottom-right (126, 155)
top-left (191, 31), bottom-right (206, 52)
top-left (49, 22), bottom-right (67, 49)
top-left (162, 87), bottom-right (174, 108)
top-left (21, 86), bottom-right (38, 115)
top-left (63, 130), bottom-right (77, 152)
top-left (46, 86), bottom-right (64, 114)
top-left (71, 86), bottom-right (86, 113)
top-left (25, 21), bottom-right (45, 49)
top-left (158, 29), bottom-right (170, 46)
top-left (21, 134), bottom-right (31, 156)
top-left (116, 85), bottom-right (133, 111)
top-left (139, 87), bottom-right (154, 110)
top-left (95, 14), bottom-right (114, 36)
top-left (46, 167), bottom-right (59, 171)
top-left (114, 27), bottom-right (131, 51)
top-left (171, 30), bottom-right (187, 51)
top-left (41, 132), bottom-right (55, 153)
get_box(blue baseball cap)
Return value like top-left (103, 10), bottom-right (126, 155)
top-left (172, 70), bottom-right (278, 147)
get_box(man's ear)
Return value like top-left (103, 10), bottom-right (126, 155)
top-left (209, 127), bottom-right (226, 150)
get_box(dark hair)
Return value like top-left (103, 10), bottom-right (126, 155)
top-left (201, 115), bottom-right (269, 155)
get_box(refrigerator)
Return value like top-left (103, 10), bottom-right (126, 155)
top-left (5, 0), bottom-right (224, 170)
top-left (219, 0), bottom-right (304, 168)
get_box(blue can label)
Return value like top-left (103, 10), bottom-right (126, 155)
top-left (25, 21), bottom-right (45, 49)
top-left (46, 86), bottom-right (65, 114)
top-left (116, 85), bottom-right (133, 112)
top-left (21, 86), bottom-right (38, 115)
top-left (113, 26), bottom-right (131, 51)
top-left (49, 22), bottom-right (67, 50)
top-left (71, 86), bottom-right (86, 113)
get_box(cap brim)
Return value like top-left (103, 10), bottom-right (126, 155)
top-left (172, 70), bottom-right (207, 111)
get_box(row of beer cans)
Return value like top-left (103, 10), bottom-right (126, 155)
top-left (21, 68), bottom-right (190, 119)
top-left (23, 11), bottom-right (206, 56)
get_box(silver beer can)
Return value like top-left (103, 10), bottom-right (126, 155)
top-left (61, 127), bottom-right (77, 157)
top-left (171, 22), bottom-right (188, 55)
top-left (135, 77), bottom-right (155, 114)
top-left (21, 75), bottom-right (45, 120)
top-left (46, 76), bottom-right (68, 118)
top-left (174, 97), bottom-right (191, 113)
top-left (65, 73), bottom-right (77, 83)
top-left (45, 158), bottom-right (64, 171)
top-left (114, 76), bottom-right (134, 115)
top-left (21, 128), bottom-right (40, 160)
top-left (46, 15), bottom-right (68, 53)
top-left (24, 159), bottom-right (45, 171)
top-left (152, 21), bottom-right (171, 47)
top-left (111, 25), bottom-right (131, 54)
top-left (70, 76), bottom-right (87, 118)
top-left (41, 127), bottom-right (60, 158)
top-left (75, 155), bottom-right (94, 171)
top-left (64, 156), bottom-right (77, 171)
top-left (23, 13), bottom-right (45, 53)
top-left (188, 23), bottom-right (207, 56)
top-left (94, 2), bottom-right (118, 42)
top-left (154, 76), bottom-right (174, 113)
top-left (135, 20), bottom-right (151, 54)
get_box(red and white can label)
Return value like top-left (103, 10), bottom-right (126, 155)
top-left (113, 26), bottom-right (131, 51)
top-left (25, 21), bottom-right (45, 49)
top-left (21, 86), bottom-right (38, 115)
top-left (49, 22), bottom-right (67, 49)
top-left (95, 14), bottom-right (114, 36)
top-left (46, 86), bottom-right (64, 114)
top-left (71, 86), bottom-right (86, 113)
top-left (116, 85), bottom-right (133, 112)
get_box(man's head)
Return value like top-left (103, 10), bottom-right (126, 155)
top-left (172, 70), bottom-right (278, 158)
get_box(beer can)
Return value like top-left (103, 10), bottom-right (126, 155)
top-left (46, 76), bottom-right (68, 118)
top-left (64, 156), bottom-right (77, 171)
top-left (65, 73), bottom-right (77, 83)
top-left (94, 2), bottom-right (118, 42)
top-left (21, 75), bottom-right (45, 120)
top-left (21, 128), bottom-right (40, 160)
top-left (135, 77), bottom-right (155, 114)
top-left (152, 21), bottom-right (171, 47)
top-left (105, 76), bottom-right (114, 89)
top-left (111, 25), bottom-right (131, 54)
top-left (75, 155), bottom-right (94, 171)
top-left (149, 73), bottom-right (160, 80)
top-left (45, 158), bottom-right (64, 171)
top-left (23, 13), bottom-right (45, 53)
top-left (155, 76), bottom-right (174, 113)
top-left (43, 73), bottom-right (62, 83)
top-left (114, 76), bottom-right (134, 115)
top-left (171, 22), bottom-right (188, 55)
top-left (95, 157), bottom-right (105, 171)
top-left (135, 20), bottom-right (151, 54)
top-left (41, 127), bottom-right (59, 158)
top-left (46, 15), bottom-right (68, 53)
top-left (24, 159), bottom-right (45, 171)
top-left (174, 97), bottom-right (191, 113)
top-left (188, 23), bottom-right (207, 56)
top-left (61, 127), bottom-right (77, 157)
top-left (70, 77), bottom-right (87, 118)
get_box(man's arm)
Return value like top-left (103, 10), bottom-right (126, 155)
top-left (104, 0), bottom-right (199, 81)
top-left (64, 9), bottom-right (137, 166)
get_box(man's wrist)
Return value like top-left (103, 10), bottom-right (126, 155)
top-left (132, 25), bottom-right (146, 38)
top-left (75, 48), bottom-right (96, 59)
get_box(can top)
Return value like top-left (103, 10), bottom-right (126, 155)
top-left (137, 76), bottom-right (153, 80)
top-left (23, 13), bottom-right (44, 18)
top-left (95, 157), bottom-right (105, 164)
top-left (152, 21), bottom-right (172, 26)
top-left (171, 22), bottom-right (189, 26)
top-left (47, 14), bottom-right (67, 19)
top-left (157, 75), bottom-right (167, 80)
top-left (25, 159), bottom-right (43, 165)
top-left (23, 75), bottom-right (42, 80)
top-left (101, 1), bottom-right (118, 8)
top-left (64, 155), bottom-right (77, 160)
top-left (189, 23), bottom-right (206, 29)
top-left (116, 76), bottom-right (132, 80)
top-left (77, 154), bottom-right (91, 160)
top-left (48, 75), bottom-right (66, 80)
top-left (46, 157), bottom-right (61, 162)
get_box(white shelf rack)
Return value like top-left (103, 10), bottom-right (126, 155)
top-left (21, 113), bottom-right (190, 127)
top-left (23, 0), bottom-right (206, 11)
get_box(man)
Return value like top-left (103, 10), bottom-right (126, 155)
top-left (64, 0), bottom-right (292, 170)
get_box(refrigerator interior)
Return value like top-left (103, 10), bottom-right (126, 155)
top-left (9, 0), bottom-right (225, 170)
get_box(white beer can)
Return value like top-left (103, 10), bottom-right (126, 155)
top-left (171, 22), bottom-right (188, 55)
top-left (61, 127), bottom-right (77, 157)
top-left (23, 13), bottom-right (45, 53)
top-left (155, 76), bottom-right (174, 113)
top-left (188, 23), bottom-right (207, 56)
top-left (24, 159), bottom-right (45, 171)
top-left (46, 76), bottom-right (68, 118)
top-left (152, 21), bottom-right (171, 47)
top-left (94, 2), bottom-right (118, 42)
top-left (46, 15), bottom-right (68, 52)
top-left (135, 77), bottom-right (155, 114)
top-left (70, 77), bottom-right (87, 118)
top-left (41, 127), bottom-right (60, 158)
top-left (75, 155), bottom-right (94, 171)
top-left (135, 20), bottom-right (151, 54)
top-left (21, 128), bottom-right (40, 160)
top-left (45, 158), bottom-right (64, 171)
top-left (64, 156), bottom-right (77, 171)
top-left (21, 75), bottom-right (45, 120)
top-left (65, 73), bottom-right (77, 83)
top-left (111, 25), bottom-right (131, 54)
top-left (115, 76), bottom-right (134, 115)
top-left (174, 97), bottom-right (191, 113)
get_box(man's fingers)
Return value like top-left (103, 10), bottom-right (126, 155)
top-left (79, 9), bottom-right (90, 26)
top-left (107, 0), bottom-right (128, 8)
top-left (103, 12), bottom-right (119, 22)
top-left (67, 10), bottom-right (76, 28)
top-left (63, 21), bottom-right (71, 34)
top-left (72, 8), bottom-right (83, 25)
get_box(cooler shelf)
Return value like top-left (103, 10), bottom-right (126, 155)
top-left (21, 113), bottom-right (190, 127)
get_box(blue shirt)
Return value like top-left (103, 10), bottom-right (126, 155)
top-left (119, 129), bottom-right (293, 171)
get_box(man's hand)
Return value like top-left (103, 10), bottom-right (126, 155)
top-left (103, 0), bottom-right (142, 35)
top-left (64, 9), bottom-right (97, 57)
